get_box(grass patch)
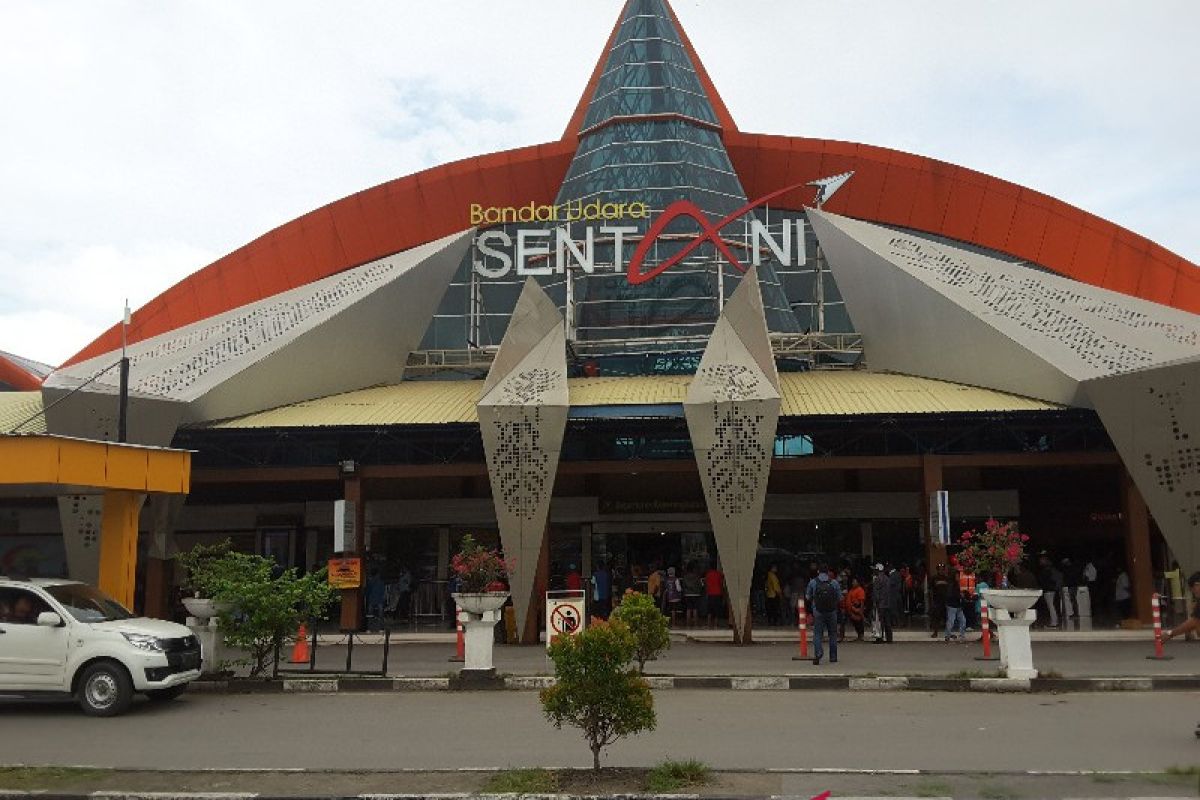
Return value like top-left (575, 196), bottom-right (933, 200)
top-left (909, 778), bottom-right (952, 796)
top-left (1164, 764), bottom-right (1200, 775)
top-left (0, 767), bottom-right (109, 790)
top-left (644, 759), bottom-right (712, 793)
top-left (1090, 773), bottom-right (1124, 784)
top-left (977, 782), bottom-right (1020, 799)
top-left (483, 768), bottom-right (559, 794)
top-left (1145, 767), bottom-right (1199, 786)
top-left (946, 668), bottom-right (995, 679)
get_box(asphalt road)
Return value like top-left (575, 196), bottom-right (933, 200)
top-left (2, 690), bottom-right (1197, 772)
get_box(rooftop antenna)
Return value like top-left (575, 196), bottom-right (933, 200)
top-left (117, 300), bottom-right (131, 443)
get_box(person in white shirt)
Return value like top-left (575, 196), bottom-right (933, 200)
top-left (1114, 568), bottom-right (1132, 621)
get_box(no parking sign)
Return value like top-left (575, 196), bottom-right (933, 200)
top-left (545, 590), bottom-right (586, 648)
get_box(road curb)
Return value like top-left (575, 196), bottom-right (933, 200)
top-left (181, 673), bottom-right (1200, 695)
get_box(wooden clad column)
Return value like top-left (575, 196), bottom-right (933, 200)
top-left (97, 490), bottom-right (146, 611)
top-left (1121, 468), bottom-right (1155, 624)
top-left (340, 477), bottom-right (366, 631)
top-left (920, 456), bottom-right (947, 573)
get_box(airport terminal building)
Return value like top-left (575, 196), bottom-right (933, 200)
top-left (2, 0), bottom-right (1198, 641)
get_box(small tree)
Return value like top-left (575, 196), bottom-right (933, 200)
top-left (539, 619), bottom-right (656, 770)
top-left (179, 541), bottom-right (335, 677)
top-left (611, 590), bottom-right (671, 673)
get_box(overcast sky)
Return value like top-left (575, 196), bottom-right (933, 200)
top-left (2, 1), bottom-right (1197, 367)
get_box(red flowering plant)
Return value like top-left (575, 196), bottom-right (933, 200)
top-left (954, 518), bottom-right (1030, 580)
top-left (450, 534), bottom-right (511, 593)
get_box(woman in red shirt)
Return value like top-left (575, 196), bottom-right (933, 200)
top-left (844, 577), bottom-right (867, 642)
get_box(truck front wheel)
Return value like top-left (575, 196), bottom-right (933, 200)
top-left (77, 660), bottom-right (134, 717)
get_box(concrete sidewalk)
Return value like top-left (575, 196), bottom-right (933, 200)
top-left (278, 637), bottom-right (1197, 679)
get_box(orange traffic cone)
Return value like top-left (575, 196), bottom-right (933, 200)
top-left (289, 623), bottom-right (311, 664)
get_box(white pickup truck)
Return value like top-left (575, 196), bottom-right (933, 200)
top-left (0, 577), bottom-right (201, 716)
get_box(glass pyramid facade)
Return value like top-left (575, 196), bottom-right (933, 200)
top-left (559, 0), bottom-right (799, 352)
top-left (417, 0), bottom-right (830, 375)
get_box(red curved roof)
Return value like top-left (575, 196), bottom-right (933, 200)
top-left (66, 141), bottom-right (575, 366)
top-left (63, 1), bottom-right (1199, 368)
top-left (0, 353), bottom-right (47, 391)
top-left (726, 132), bottom-right (1199, 313)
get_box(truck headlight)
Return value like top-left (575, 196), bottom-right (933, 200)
top-left (122, 633), bottom-right (166, 652)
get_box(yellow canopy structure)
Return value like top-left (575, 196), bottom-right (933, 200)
top-left (0, 434), bottom-right (191, 609)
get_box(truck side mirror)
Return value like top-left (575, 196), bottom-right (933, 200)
top-left (36, 611), bottom-right (63, 627)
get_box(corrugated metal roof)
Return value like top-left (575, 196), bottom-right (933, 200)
top-left (210, 382), bottom-right (480, 428)
top-left (0, 391), bottom-right (46, 434)
top-left (779, 372), bottom-right (1057, 416)
top-left (204, 371), bottom-right (1059, 429)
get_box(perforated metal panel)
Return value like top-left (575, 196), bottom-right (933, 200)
top-left (887, 236), bottom-right (1197, 375)
top-left (684, 268), bottom-right (781, 641)
top-left (1086, 358), bottom-right (1200, 572)
top-left (44, 230), bottom-right (471, 429)
top-left (59, 495), bottom-right (103, 584)
top-left (478, 279), bottom-right (569, 639)
top-left (696, 402), bottom-right (771, 519)
top-left (809, 209), bottom-right (1200, 407)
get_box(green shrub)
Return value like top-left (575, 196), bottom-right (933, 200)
top-left (540, 618), bottom-right (656, 770)
top-left (611, 590), bottom-right (671, 673)
top-left (179, 540), bottom-right (335, 677)
top-left (645, 759), bottom-right (711, 792)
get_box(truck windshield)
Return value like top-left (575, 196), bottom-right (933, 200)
top-left (45, 584), bottom-right (134, 623)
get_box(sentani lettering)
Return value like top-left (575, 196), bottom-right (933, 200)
top-left (470, 182), bottom-right (811, 281)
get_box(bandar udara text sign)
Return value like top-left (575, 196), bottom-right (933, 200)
top-left (469, 181), bottom-right (814, 283)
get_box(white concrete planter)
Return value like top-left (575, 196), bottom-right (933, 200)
top-left (452, 592), bottom-right (509, 615)
top-left (183, 597), bottom-right (232, 675)
top-left (981, 588), bottom-right (1042, 680)
top-left (981, 588), bottom-right (1042, 614)
top-left (451, 592), bottom-right (510, 676)
top-left (182, 597), bottom-right (231, 622)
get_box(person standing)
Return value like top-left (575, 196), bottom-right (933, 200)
top-left (565, 564), bottom-right (583, 592)
top-left (944, 570), bottom-right (967, 641)
top-left (929, 565), bottom-right (948, 639)
top-left (703, 562), bottom-right (725, 629)
top-left (764, 564), bottom-right (783, 626)
top-left (664, 566), bottom-right (683, 625)
top-left (1083, 558), bottom-right (1099, 617)
top-left (591, 561), bottom-right (612, 620)
top-left (1114, 567), bottom-right (1132, 621)
top-left (845, 577), bottom-right (867, 641)
top-left (887, 565), bottom-right (904, 628)
top-left (808, 567), bottom-right (842, 665)
top-left (957, 566), bottom-right (977, 630)
top-left (1062, 557), bottom-right (1082, 620)
top-left (682, 563), bottom-right (703, 628)
top-left (871, 564), bottom-right (893, 643)
top-left (1036, 554), bottom-right (1057, 628)
top-left (647, 562), bottom-right (664, 608)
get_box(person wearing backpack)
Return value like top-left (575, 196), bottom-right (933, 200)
top-left (805, 565), bottom-right (843, 665)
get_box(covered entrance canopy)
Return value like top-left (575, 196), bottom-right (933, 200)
top-left (0, 434), bottom-right (191, 609)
